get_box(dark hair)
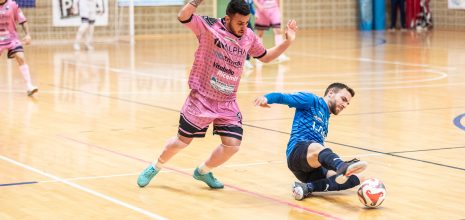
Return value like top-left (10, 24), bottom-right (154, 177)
top-left (226, 0), bottom-right (250, 16)
top-left (324, 82), bottom-right (355, 97)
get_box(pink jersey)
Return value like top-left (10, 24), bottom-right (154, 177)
top-left (256, 0), bottom-right (278, 9)
top-left (182, 14), bottom-right (266, 101)
top-left (0, 0), bottom-right (26, 44)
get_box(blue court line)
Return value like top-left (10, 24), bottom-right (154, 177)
top-left (0, 181), bottom-right (38, 187)
top-left (453, 113), bottom-right (465, 131)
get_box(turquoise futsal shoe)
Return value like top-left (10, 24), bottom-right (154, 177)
top-left (193, 167), bottom-right (224, 189)
top-left (137, 165), bottom-right (159, 187)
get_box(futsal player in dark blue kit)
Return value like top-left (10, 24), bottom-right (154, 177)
top-left (254, 83), bottom-right (367, 200)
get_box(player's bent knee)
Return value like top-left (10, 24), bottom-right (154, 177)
top-left (169, 136), bottom-right (190, 149)
top-left (221, 144), bottom-right (240, 153)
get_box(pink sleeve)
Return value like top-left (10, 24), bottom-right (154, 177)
top-left (181, 14), bottom-right (206, 37)
top-left (248, 32), bottom-right (267, 58)
top-left (14, 3), bottom-right (27, 24)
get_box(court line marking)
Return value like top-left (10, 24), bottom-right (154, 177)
top-left (57, 134), bottom-right (343, 220)
top-left (41, 83), bottom-right (465, 172)
top-left (0, 155), bottom-right (168, 220)
top-left (16, 154), bottom-right (381, 185)
top-left (453, 113), bottom-right (465, 131)
top-left (389, 146), bottom-right (465, 154)
top-left (59, 60), bottom-right (451, 88)
top-left (243, 124), bottom-right (465, 172)
top-left (0, 181), bottom-right (38, 187)
top-left (291, 51), bottom-right (456, 70)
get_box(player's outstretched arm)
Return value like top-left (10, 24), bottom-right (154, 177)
top-left (258, 19), bottom-right (298, 63)
top-left (254, 96), bottom-right (271, 108)
top-left (178, 0), bottom-right (203, 22)
top-left (20, 22), bottom-right (31, 45)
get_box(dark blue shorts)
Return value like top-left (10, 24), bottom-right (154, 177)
top-left (287, 140), bottom-right (328, 183)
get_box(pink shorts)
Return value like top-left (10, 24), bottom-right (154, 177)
top-left (0, 39), bottom-right (23, 59)
top-left (179, 90), bottom-right (243, 140)
top-left (255, 7), bottom-right (281, 30)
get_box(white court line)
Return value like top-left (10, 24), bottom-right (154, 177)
top-left (39, 161), bottom-right (285, 183)
top-left (292, 51), bottom-right (457, 71)
top-left (0, 155), bottom-right (167, 220)
top-left (35, 155), bottom-right (383, 184)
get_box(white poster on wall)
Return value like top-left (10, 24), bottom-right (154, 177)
top-left (449, 0), bottom-right (465, 9)
top-left (52, 0), bottom-right (109, 26)
top-left (117, 0), bottom-right (183, 6)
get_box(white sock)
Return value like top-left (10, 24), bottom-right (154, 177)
top-left (198, 163), bottom-right (211, 174)
top-left (154, 161), bottom-right (163, 171)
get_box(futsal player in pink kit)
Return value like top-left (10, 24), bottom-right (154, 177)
top-left (0, 0), bottom-right (38, 96)
top-left (254, 0), bottom-right (289, 62)
top-left (137, 0), bottom-right (297, 189)
top-left (73, 0), bottom-right (98, 51)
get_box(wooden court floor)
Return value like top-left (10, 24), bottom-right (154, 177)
top-left (1, 30), bottom-right (465, 219)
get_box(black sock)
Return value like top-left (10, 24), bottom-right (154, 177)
top-left (309, 175), bottom-right (361, 192)
top-left (317, 148), bottom-right (344, 171)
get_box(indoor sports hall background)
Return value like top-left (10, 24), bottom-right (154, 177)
top-left (1, 0), bottom-right (465, 219)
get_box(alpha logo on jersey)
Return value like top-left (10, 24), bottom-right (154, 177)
top-left (214, 38), bottom-right (246, 56)
top-left (214, 51), bottom-right (242, 68)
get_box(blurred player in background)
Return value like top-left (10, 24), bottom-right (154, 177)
top-left (244, 0), bottom-right (255, 69)
top-left (137, 0), bottom-right (297, 189)
top-left (0, 0), bottom-right (38, 96)
top-left (254, 0), bottom-right (289, 62)
top-left (254, 83), bottom-right (367, 200)
top-left (73, 0), bottom-right (100, 50)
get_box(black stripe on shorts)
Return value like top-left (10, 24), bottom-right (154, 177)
top-left (213, 125), bottom-right (243, 140)
top-left (178, 114), bottom-right (208, 138)
top-left (7, 46), bottom-right (23, 59)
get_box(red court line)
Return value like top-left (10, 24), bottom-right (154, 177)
top-left (58, 134), bottom-right (342, 220)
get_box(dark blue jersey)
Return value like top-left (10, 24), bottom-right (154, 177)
top-left (265, 92), bottom-right (330, 158)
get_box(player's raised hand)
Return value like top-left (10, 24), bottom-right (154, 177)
top-left (22, 34), bottom-right (31, 45)
top-left (285, 19), bottom-right (298, 42)
top-left (254, 96), bottom-right (270, 108)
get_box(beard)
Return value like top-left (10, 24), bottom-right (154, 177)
top-left (329, 99), bottom-right (340, 115)
top-left (228, 22), bottom-right (243, 37)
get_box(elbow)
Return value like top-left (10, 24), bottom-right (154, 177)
top-left (177, 12), bottom-right (183, 22)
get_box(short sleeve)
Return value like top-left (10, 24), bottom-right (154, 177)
top-left (248, 31), bottom-right (266, 58)
top-left (180, 14), bottom-right (209, 38)
top-left (13, 2), bottom-right (27, 24)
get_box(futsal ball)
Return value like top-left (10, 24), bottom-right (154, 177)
top-left (357, 178), bottom-right (386, 208)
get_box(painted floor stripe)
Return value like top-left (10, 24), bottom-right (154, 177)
top-left (58, 135), bottom-right (343, 220)
top-left (0, 181), bottom-right (38, 187)
top-left (0, 155), bottom-right (167, 220)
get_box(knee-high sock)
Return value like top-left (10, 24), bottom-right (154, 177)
top-left (19, 64), bottom-right (33, 88)
top-left (86, 24), bottom-right (95, 45)
top-left (308, 175), bottom-right (360, 192)
top-left (317, 148), bottom-right (344, 171)
top-left (75, 23), bottom-right (90, 43)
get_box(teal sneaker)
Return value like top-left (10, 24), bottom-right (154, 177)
top-left (193, 167), bottom-right (224, 189)
top-left (137, 165), bottom-right (159, 187)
